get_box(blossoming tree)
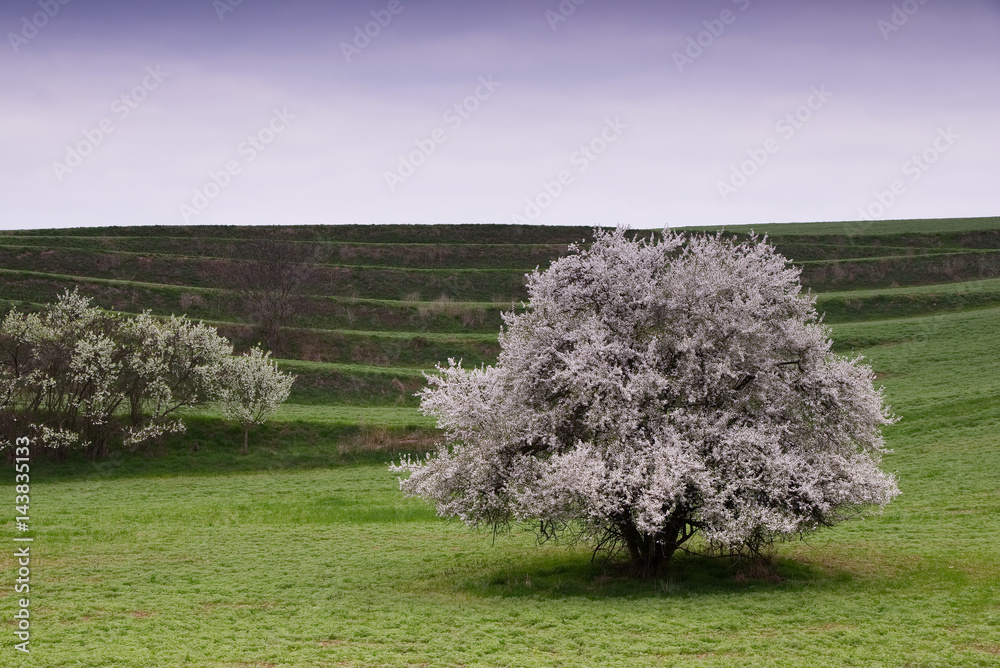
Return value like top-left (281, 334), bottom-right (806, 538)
top-left (394, 229), bottom-right (899, 574)
top-left (0, 290), bottom-right (294, 459)
top-left (219, 346), bottom-right (295, 455)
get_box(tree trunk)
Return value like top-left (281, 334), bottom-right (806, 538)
top-left (615, 516), bottom-right (691, 577)
top-left (262, 319), bottom-right (282, 354)
top-left (241, 425), bottom-right (249, 455)
top-left (88, 436), bottom-right (110, 461)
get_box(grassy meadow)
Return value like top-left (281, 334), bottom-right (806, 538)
top-left (2, 218), bottom-right (1000, 666)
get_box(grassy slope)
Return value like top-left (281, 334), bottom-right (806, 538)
top-left (3, 218), bottom-right (1000, 410)
top-left (2, 218), bottom-right (1000, 666)
top-left (4, 305), bottom-right (999, 667)
top-left (682, 215), bottom-right (1000, 236)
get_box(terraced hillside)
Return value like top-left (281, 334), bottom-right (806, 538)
top-left (1, 217), bottom-right (998, 437)
top-left (0, 225), bottom-right (594, 441)
top-left (4, 218), bottom-right (1000, 666)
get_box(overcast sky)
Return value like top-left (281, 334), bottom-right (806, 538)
top-left (1, 0), bottom-right (997, 230)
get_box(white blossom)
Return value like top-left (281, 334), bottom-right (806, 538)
top-left (0, 290), bottom-right (243, 458)
top-left (218, 346), bottom-right (295, 454)
top-left (393, 228), bottom-right (899, 571)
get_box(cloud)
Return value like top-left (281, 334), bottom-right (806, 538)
top-left (0, 0), bottom-right (997, 229)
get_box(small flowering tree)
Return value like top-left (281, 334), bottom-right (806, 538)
top-left (1, 291), bottom-right (232, 457)
top-left (0, 290), bottom-right (292, 459)
top-left (218, 346), bottom-right (295, 455)
top-left (116, 309), bottom-right (235, 452)
top-left (394, 229), bottom-right (899, 574)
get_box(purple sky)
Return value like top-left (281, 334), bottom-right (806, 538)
top-left (2, 0), bottom-right (998, 230)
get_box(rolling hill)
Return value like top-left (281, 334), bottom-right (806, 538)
top-left (2, 218), bottom-right (998, 420)
top-left (3, 217), bottom-right (1000, 666)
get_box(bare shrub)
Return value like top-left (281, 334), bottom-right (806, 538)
top-left (214, 239), bottom-right (322, 353)
top-left (179, 293), bottom-right (205, 310)
top-left (96, 254), bottom-right (122, 272)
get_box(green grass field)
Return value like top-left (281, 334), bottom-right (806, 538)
top-left (3, 219), bottom-right (1000, 666)
top-left (685, 215), bottom-right (1000, 236)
